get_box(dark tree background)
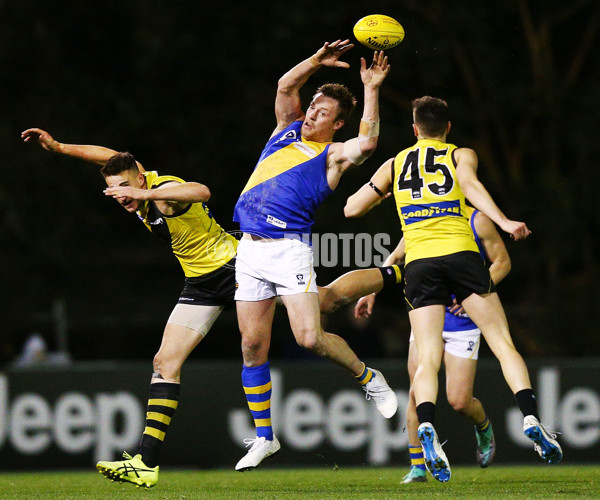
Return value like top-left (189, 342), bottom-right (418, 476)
top-left (1, 0), bottom-right (599, 364)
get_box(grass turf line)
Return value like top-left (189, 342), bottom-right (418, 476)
top-left (0, 465), bottom-right (598, 499)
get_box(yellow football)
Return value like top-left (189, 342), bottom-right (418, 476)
top-left (353, 14), bottom-right (405, 51)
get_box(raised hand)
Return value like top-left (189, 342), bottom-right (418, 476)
top-left (21, 128), bottom-right (60, 152)
top-left (360, 51), bottom-right (391, 88)
top-left (312, 39), bottom-right (354, 69)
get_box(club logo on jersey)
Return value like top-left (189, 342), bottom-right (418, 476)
top-left (296, 274), bottom-right (305, 285)
top-left (266, 214), bottom-right (287, 228)
top-left (275, 130), bottom-right (298, 144)
top-left (400, 200), bottom-right (461, 225)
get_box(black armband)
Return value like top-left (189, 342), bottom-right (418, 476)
top-left (368, 181), bottom-right (384, 197)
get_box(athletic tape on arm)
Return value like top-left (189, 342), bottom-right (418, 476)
top-left (359, 119), bottom-right (380, 138)
top-left (344, 119), bottom-right (380, 165)
top-left (343, 137), bottom-right (368, 165)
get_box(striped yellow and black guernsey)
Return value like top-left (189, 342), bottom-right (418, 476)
top-left (392, 139), bottom-right (479, 265)
top-left (137, 171), bottom-right (238, 277)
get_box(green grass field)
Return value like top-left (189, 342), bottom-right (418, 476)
top-left (1, 465), bottom-right (598, 499)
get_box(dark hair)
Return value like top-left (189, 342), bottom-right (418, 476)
top-left (411, 96), bottom-right (449, 137)
top-left (100, 152), bottom-right (139, 177)
top-left (315, 83), bottom-right (357, 122)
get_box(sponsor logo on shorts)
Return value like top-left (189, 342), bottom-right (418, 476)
top-left (296, 274), bottom-right (305, 285)
top-left (266, 215), bottom-right (287, 228)
top-left (467, 340), bottom-right (475, 351)
top-left (150, 218), bottom-right (165, 226)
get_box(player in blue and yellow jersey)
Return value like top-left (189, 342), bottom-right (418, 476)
top-left (22, 127), bottom-right (238, 488)
top-left (232, 41), bottom-right (399, 471)
top-left (356, 207), bottom-right (509, 483)
top-left (345, 96), bottom-right (562, 482)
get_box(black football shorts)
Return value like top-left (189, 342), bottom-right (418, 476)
top-left (178, 258), bottom-right (236, 308)
top-left (404, 251), bottom-right (495, 310)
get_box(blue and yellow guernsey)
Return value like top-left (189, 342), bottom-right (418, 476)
top-left (392, 139), bottom-right (479, 265)
top-left (233, 121), bottom-right (334, 239)
top-left (137, 171), bottom-right (238, 278)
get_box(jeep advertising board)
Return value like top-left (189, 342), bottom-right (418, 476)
top-left (1, 360), bottom-right (598, 469)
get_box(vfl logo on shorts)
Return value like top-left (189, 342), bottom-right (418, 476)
top-left (296, 274), bottom-right (305, 285)
top-left (266, 214), bottom-right (287, 228)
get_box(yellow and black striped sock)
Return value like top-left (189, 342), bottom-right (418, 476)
top-left (409, 443), bottom-right (426, 471)
top-left (476, 416), bottom-right (490, 433)
top-left (139, 382), bottom-right (179, 467)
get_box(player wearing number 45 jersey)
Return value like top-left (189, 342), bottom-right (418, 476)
top-left (356, 206), bottom-right (506, 483)
top-left (345, 96), bottom-right (562, 482)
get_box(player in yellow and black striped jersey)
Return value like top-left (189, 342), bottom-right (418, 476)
top-left (22, 126), bottom-right (405, 484)
top-left (344, 96), bottom-right (562, 480)
top-left (139, 170), bottom-right (237, 277)
top-left (21, 127), bottom-right (238, 488)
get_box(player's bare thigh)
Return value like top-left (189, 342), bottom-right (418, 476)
top-left (153, 304), bottom-right (224, 382)
top-left (236, 298), bottom-right (276, 366)
top-left (461, 292), bottom-right (515, 349)
top-left (281, 292), bottom-right (322, 346)
top-left (408, 305), bottom-right (446, 366)
top-left (443, 351), bottom-right (477, 408)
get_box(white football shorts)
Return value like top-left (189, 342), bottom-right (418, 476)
top-left (235, 236), bottom-right (318, 301)
top-left (410, 327), bottom-right (481, 360)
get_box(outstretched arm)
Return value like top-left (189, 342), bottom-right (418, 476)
top-left (104, 180), bottom-right (210, 204)
top-left (344, 159), bottom-right (393, 217)
top-left (328, 51), bottom-right (391, 178)
top-left (21, 128), bottom-right (145, 172)
top-left (273, 40), bottom-right (354, 136)
top-left (455, 148), bottom-right (530, 240)
top-left (474, 212), bottom-right (511, 285)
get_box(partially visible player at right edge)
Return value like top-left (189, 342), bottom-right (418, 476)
top-left (345, 96), bottom-right (562, 482)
